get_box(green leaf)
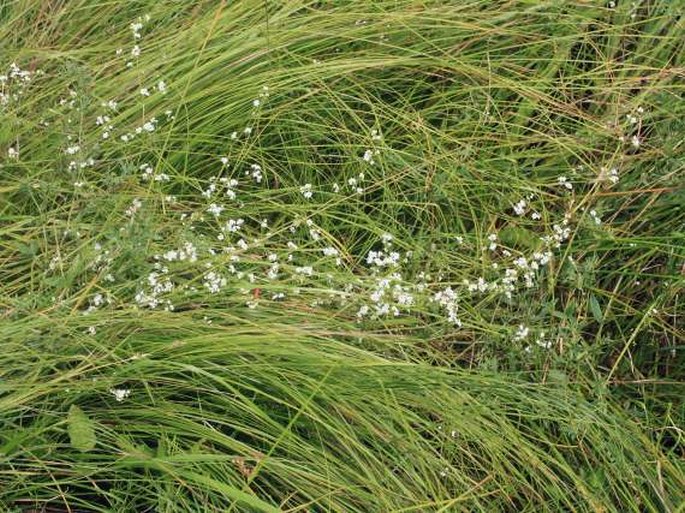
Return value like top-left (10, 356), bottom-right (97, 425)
top-left (589, 294), bottom-right (603, 323)
top-left (67, 405), bottom-right (96, 452)
top-left (547, 369), bottom-right (569, 386)
top-left (498, 226), bottom-right (540, 251)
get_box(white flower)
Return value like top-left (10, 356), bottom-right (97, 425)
top-left (295, 266), bottom-right (314, 276)
top-left (131, 45), bottom-right (141, 58)
top-left (203, 271), bottom-right (226, 293)
top-left (157, 80), bottom-right (167, 94)
top-left (513, 324), bottom-right (529, 341)
top-left (207, 203), bottom-right (224, 217)
top-left (487, 233), bottom-right (498, 251)
top-left (589, 209), bottom-right (601, 225)
top-left (110, 388), bottom-right (131, 402)
top-left (125, 198), bottom-right (142, 217)
top-left (225, 218), bottom-right (244, 233)
top-left (557, 176), bottom-right (573, 190)
top-left (249, 163), bottom-right (263, 183)
top-left (130, 21), bottom-right (143, 38)
top-left (322, 246), bottom-right (339, 257)
top-left (362, 149), bottom-right (375, 164)
top-left (609, 168), bottom-right (619, 184)
top-left (300, 183), bottom-right (313, 199)
top-left (7, 147), bottom-right (18, 159)
top-left (512, 199), bottom-right (526, 216)
top-left (432, 287), bottom-right (461, 326)
top-left (140, 87), bottom-right (150, 97)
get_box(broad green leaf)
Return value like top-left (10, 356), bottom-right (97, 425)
top-left (498, 226), bottom-right (540, 251)
top-left (589, 294), bottom-right (603, 323)
top-left (547, 369), bottom-right (569, 386)
top-left (67, 405), bottom-right (96, 453)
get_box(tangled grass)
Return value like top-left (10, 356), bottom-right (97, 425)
top-left (1, 0), bottom-right (683, 511)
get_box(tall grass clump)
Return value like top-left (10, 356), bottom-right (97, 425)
top-left (1, 0), bottom-right (683, 511)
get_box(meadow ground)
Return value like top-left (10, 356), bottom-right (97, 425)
top-left (0, 1), bottom-right (683, 511)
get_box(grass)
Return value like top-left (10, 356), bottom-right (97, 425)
top-left (0, 0), bottom-right (683, 511)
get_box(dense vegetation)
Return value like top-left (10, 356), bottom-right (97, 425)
top-left (1, 1), bottom-right (683, 511)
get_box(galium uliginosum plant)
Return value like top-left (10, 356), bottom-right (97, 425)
top-left (1, 1), bottom-right (683, 512)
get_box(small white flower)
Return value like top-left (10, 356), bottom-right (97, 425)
top-left (589, 209), bottom-right (601, 225)
top-left (207, 203), bottom-right (224, 217)
top-left (487, 233), bottom-right (498, 251)
top-left (512, 199), bottom-right (526, 216)
top-left (7, 147), bottom-right (18, 159)
top-left (295, 266), bottom-right (314, 276)
top-left (109, 388), bottom-right (131, 402)
top-left (130, 21), bottom-right (143, 38)
top-left (631, 135), bottom-right (640, 148)
top-left (609, 168), bottom-right (619, 184)
top-left (225, 218), bottom-right (244, 233)
top-left (300, 183), bottom-right (313, 199)
top-left (557, 176), bottom-right (573, 190)
top-left (131, 45), bottom-right (141, 58)
top-left (513, 324), bottom-right (529, 341)
top-left (140, 87), bottom-right (150, 97)
top-left (249, 163), bottom-right (263, 183)
top-left (157, 80), bottom-right (167, 94)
